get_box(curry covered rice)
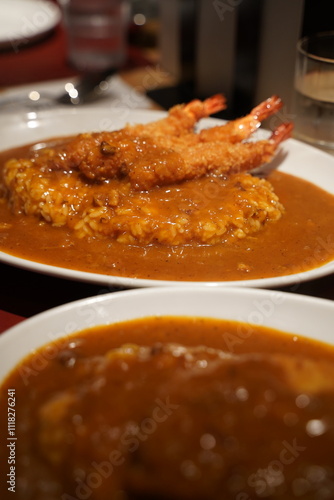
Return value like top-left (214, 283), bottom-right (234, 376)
top-left (2, 95), bottom-right (290, 246)
top-left (3, 156), bottom-right (283, 245)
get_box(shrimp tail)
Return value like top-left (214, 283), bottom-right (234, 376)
top-left (127, 95), bottom-right (227, 139)
top-left (259, 122), bottom-right (294, 165)
top-left (269, 122), bottom-right (294, 147)
top-left (201, 94), bottom-right (227, 116)
top-left (251, 95), bottom-right (283, 121)
top-left (198, 95), bottom-right (285, 144)
top-left (173, 94), bottom-right (227, 122)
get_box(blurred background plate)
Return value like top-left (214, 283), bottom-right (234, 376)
top-left (0, 0), bottom-right (61, 50)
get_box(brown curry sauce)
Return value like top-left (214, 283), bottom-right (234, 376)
top-left (0, 316), bottom-right (334, 499)
top-left (1, 142), bottom-right (334, 281)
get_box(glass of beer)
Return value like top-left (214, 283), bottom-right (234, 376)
top-left (293, 31), bottom-right (334, 154)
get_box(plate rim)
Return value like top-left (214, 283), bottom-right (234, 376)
top-left (1, 247), bottom-right (334, 289)
top-left (3, 285), bottom-right (334, 336)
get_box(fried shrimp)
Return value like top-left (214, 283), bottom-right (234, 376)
top-left (129, 123), bottom-right (293, 190)
top-left (125, 94), bottom-right (227, 138)
top-left (32, 95), bottom-right (292, 190)
top-left (30, 95), bottom-right (227, 182)
top-left (71, 121), bottom-right (292, 190)
top-left (198, 95), bottom-right (283, 143)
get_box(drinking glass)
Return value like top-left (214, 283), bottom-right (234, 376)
top-left (59, 0), bottom-right (130, 72)
top-left (293, 31), bottom-right (334, 154)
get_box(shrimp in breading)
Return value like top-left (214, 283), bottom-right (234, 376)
top-left (126, 94), bottom-right (227, 138)
top-left (129, 123), bottom-right (293, 190)
top-left (198, 95), bottom-right (283, 143)
top-left (31, 95), bottom-right (292, 190)
top-left (140, 95), bottom-right (284, 151)
top-left (71, 119), bottom-right (292, 190)
top-left (35, 95), bottom-right (226, 180)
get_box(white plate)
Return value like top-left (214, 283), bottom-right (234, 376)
top-left (1, 286), bottom-right (334, 382)
top-left (0, 0), bottom-right (61, 50)
top-left (0, 107), bottom-right (334, 289)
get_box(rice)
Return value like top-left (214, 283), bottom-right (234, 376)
top-left (3, 157), bottom-right (284, 246)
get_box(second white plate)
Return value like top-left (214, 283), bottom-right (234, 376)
top-left (1, 286), bottom-right (334, 382)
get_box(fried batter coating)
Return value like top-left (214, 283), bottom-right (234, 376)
top-left (26, 95), bottom-right (291, 190)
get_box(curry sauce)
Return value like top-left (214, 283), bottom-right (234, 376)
top-left (1, 143), bottom-right (334, 282)
top-left (0, 316), bottom-right (334, 499)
